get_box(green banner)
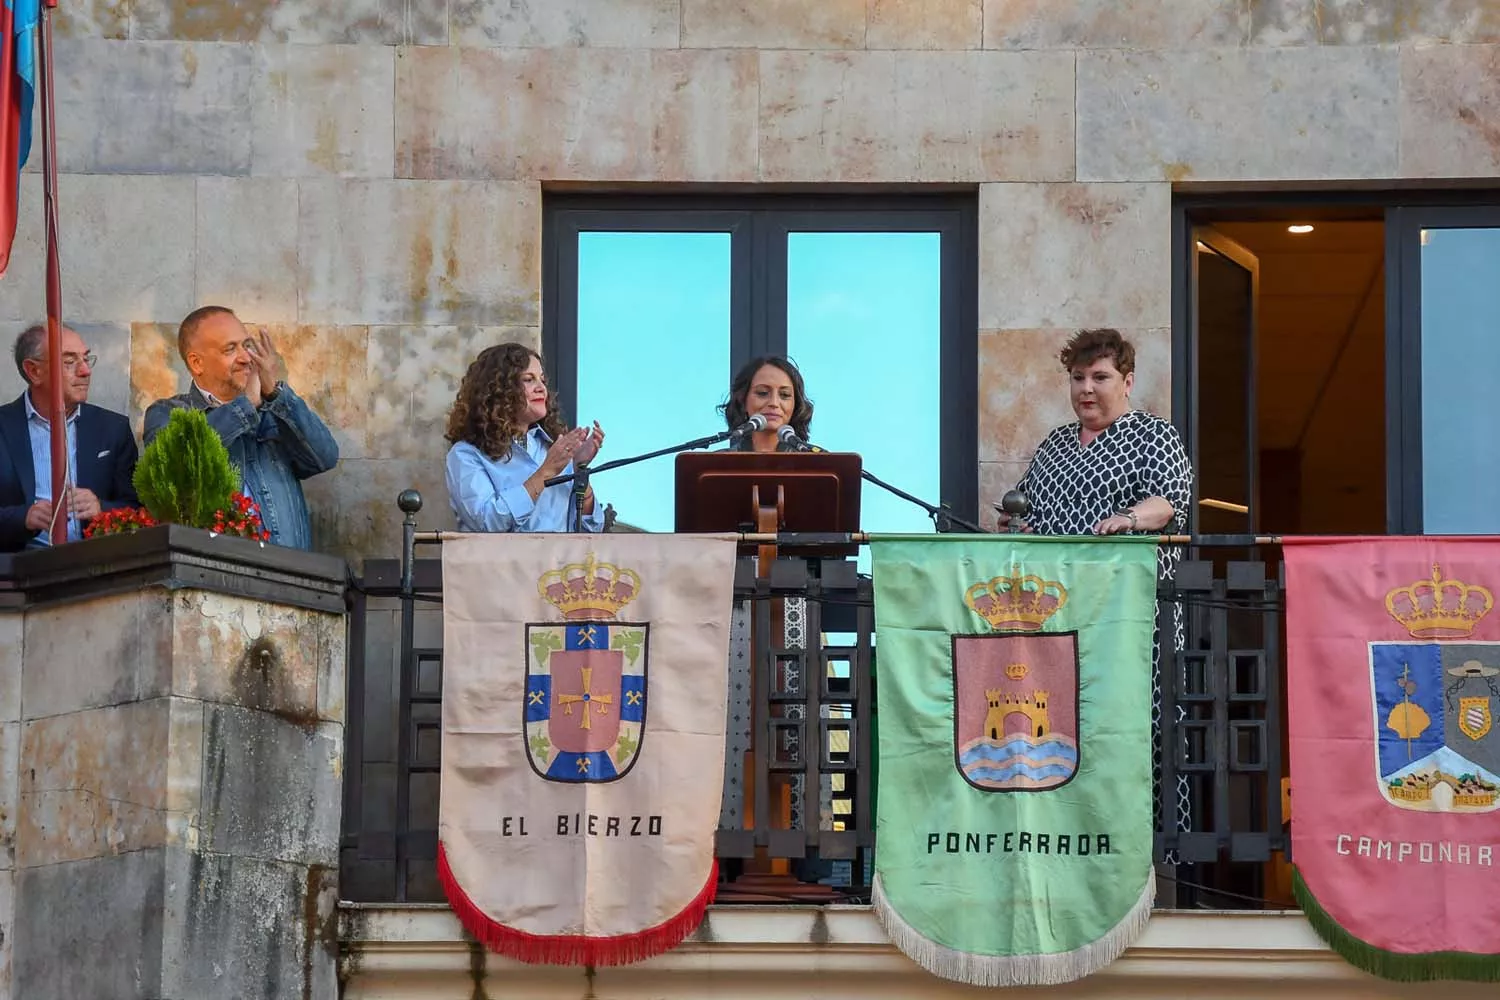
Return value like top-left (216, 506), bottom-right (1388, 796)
top-left (870, 535), bottom-right (1158, 986)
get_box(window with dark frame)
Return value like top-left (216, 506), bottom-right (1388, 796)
top-left (1173, 193), bottom-right (1500, 537)
top-left (542, 194), bottom-right (980, 539)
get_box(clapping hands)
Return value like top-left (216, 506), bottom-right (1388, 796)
top-left (242, 327), bottom-right (282, 407)
top-left (574, 421), bottom-right (605, 466)
top-left (543, 422), bottom-right (606, 476)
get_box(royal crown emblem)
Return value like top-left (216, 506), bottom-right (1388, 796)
top-left (527, 553), bottom-right (650, 783)
top-left (1385, 564), bottom-right (1493, 638)
top-left (1004, 662), bottom-right (1029, 681)
top-left (1372, 563), bottom-right (1500, 814)
top-left (538, 553), bottom-right (641, 620)
top-left (965, 567), bottom-right (1068, 633)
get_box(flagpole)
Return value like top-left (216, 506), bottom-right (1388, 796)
top-left (38, 0), bottom-right (62, 544)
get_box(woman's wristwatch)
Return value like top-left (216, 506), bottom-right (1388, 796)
top-left (1120, 508), bottom-right (1139, 531)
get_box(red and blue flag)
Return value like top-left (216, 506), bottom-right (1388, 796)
top-left (0, 0), bottom-right (38, 275)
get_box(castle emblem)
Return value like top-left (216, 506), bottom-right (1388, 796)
top-left (525, 554), bottom-right (649, 783)
top-left (982, 664), bottom-right (1051, 740)
top-left (1373, 565), bottom-right (1499, 813)
top-left (954, 569), bottom-right (1079, 792)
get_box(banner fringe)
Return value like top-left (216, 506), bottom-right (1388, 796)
top-left (1293, 869), bottom-right (1500, 982)
top-left (872, 869), bottom-right (1154, 987)
top-left (438, 841), bottom-right (716, 967)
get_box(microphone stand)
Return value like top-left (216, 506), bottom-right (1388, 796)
top-left (545, 428), bottom-right (737, 533)
top-left (860, 468), bottom-right (986, 534)
top-left (777, 429), bottom-right (986, 535)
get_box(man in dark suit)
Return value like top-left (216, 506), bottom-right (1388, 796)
top-left (0, 324), bottom-right (140, 551)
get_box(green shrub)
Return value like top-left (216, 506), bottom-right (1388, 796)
top-left (133, 408), bottom-right (239, 529)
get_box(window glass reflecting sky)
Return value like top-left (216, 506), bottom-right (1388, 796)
top-left (1419, 228), bottom-right (1500, 533)
top-left (576, 230), bottom-right (943, 555)
top-left (577, 231), bottom-right (731, 532)
top-left (788, 232), bottom-right (942, 572)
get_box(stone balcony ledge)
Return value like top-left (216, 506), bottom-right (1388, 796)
top-left (337, 904), bottom-right (1493, 999)
top-left (0, 523), bottom-right (347, 614)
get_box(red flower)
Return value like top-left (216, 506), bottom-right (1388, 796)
top-left (205, 493), bottom-right (268, 541)
top-left (83, 506), bottom-right (158, 539)
top-left (90, 493), bottom-right (264, 542)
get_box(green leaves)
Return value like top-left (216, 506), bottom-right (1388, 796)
top-left (529, 629), bottom-right (563, 667)
top-left (133, 409), bottom-right (238, 529)
top-left (611, 628), bottom-right (645, 666)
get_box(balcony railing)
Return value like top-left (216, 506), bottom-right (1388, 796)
top-left (339, 499), bottom-right (1290, 910)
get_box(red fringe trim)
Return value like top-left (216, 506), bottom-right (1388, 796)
top-left (437, 841), bottom-right (717, 967)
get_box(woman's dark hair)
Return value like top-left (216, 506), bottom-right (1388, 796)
top-left (719, 355), bottom-right (814, 441)
top-left (445, 343), bottom-right (566, 460)
top-left (1059, 328), bottom-right (1136, 377)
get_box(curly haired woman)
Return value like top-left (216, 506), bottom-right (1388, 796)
top-left (444, 343), bottom-right (606, 532)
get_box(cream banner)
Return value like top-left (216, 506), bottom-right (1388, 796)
top-left (439, 532), bottom-right (738, 965)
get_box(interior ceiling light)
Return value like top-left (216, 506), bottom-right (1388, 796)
top-left (1287, 224), bottom-right (1314, 234)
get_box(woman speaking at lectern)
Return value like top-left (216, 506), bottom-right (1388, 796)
top-left (444, 343), bottom-right (606, 532)
top-left (719, 356), bottom-right (816, 453)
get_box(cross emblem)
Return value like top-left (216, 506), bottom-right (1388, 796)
top-left (577, 625), bottom-right (600, 647)
top-left (555, 666), bottom-right (613, 731)
top-left (626, 690), bottom-right (642, 707)
top-left (576, 757), bottom-right (591, 774)
top-left (528, 689), bottom-right (545, 707)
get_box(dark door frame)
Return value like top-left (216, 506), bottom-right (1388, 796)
top-left (1387, 205), bottom-right (1500, 533)
top-left (1173, 191), bottom-right (1500, 535)
top-left (1185, 226), bottom-right (1260, 534)
top-left (542, 192), bottom-right (981, 525)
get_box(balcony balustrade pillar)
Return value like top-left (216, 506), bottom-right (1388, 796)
top-left (0, 526), bottom-right (347, 1000)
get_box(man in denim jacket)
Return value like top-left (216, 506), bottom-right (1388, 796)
top-left (143, 306), bottom-right (339, 550)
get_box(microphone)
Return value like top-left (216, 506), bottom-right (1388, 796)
top-left (728, 413), bottom-right (768, 444)
top-left (777, 426), bottom-right (813, 452)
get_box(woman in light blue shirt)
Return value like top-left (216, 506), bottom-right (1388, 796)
top-left (444, 343), bottom-right (606, 532)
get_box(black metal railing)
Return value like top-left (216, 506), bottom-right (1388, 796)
top-left (339, 497), bottom-right (1289, 908)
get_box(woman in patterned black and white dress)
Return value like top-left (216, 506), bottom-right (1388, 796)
top-left (996, 328), bottom-right (1195, 855)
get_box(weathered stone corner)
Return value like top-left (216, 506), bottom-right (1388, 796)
top-left (0, 528), bottom-right (347, 1000)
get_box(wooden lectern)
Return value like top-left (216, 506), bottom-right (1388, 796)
top-left (675, 451), bottom-right (862, 895)
top-left (674, 451), bottom-right (862, 571)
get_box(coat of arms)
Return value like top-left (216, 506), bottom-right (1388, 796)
top-left (953, 568), bottom-right (1080, 791)
top-left (525, 554), bottom-right (649, 783)
top-left (1373, 565), bottom-right (1500, 812)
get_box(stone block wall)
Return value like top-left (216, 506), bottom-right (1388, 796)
top-left (0, 1), bottom-right (1494, 559)
top-left (1, 587), bottom-right (344, 999)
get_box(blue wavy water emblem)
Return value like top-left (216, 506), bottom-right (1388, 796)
top-left (958, 733), bottom-right (1080, 790)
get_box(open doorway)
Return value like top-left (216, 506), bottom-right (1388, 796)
top-left (1191, 215), bottom-right (1387, 536)
top-left (1180, 209), bottom-right (1387, 910)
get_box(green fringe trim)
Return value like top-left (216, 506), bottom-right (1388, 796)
top-left (1293, 869), bottom-right (1500, 982)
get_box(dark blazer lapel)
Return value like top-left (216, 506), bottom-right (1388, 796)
top-left (0, 395), bottom-right (35, 499)
top-left (74, 403), bottom-right (102, 493)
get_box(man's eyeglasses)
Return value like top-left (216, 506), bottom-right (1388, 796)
top-left (59, 353), bottom-right (96, 371)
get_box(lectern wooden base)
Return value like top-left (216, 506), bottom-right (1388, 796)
top-left (677, 450), bottom-right (864, 899)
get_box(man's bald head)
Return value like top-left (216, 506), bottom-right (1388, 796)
top-left (177, 305), bottom-right (237, 364)
top-left (177, 305), bottom-right (254, 402)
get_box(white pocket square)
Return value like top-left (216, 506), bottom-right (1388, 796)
top-left (97, 450), bottom-right (109, 458)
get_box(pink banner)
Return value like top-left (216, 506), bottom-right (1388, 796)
top-left (1284, 537), bottom-right (1500, 976)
